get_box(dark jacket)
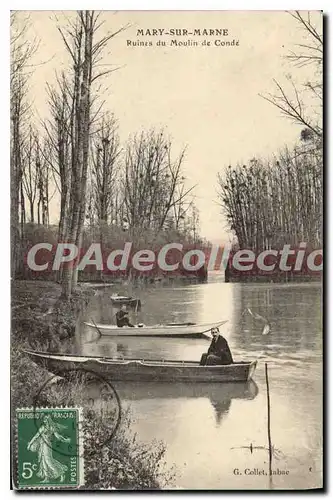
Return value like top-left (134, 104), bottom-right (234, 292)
top-left (208, 335), bottom-right (233, 364)
top-left (116, 310), bottom-right (130, 327)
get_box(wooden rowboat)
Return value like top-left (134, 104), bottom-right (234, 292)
top-left (110, 295), bottom-right (141, 310)
top-left (83, 320), bottom-right (228, 338)
top-left (22, 349), bottom-right (257, 383)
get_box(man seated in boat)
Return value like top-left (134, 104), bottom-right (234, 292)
top-left (116, 305), bottom-right (135, 328)
top-left (200, 327), bottom-right (233, 366)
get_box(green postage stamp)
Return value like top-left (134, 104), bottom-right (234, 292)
top-left (15, 407), bottom-right (84, 489)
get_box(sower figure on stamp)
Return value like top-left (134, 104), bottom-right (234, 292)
top-left (116, 305), bottom-right (134, 327)
top-left (200, 327), bottom-right (233, 366)
top-left (27, 415), bottom-right (70, 483)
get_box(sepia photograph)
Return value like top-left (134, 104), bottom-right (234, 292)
top-left (10, 9), bottom-right (323, 490)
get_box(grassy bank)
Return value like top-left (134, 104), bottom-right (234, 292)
top-left (11, 280), bottom-right (173, 490)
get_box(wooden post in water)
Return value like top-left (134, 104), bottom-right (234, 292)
top-left (265, 362), bottom-right (273, 479)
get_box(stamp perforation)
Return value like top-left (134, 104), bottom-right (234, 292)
top-left (14, 406), bottom-right (84, 490)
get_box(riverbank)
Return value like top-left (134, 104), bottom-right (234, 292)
top-left (12, 280), bottom-right (93, 347)
top-left (11, 280), bottom-right (172, 490)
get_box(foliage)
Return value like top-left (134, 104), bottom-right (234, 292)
top-left (11, 280), bottom-right (173, 489)
top-left (220, 11), bottom-right (323, 253)
top-left (218, 141), bottom-right (322, 251)
top-left (83, 409), bottom-right (174, 490)
top-left (11, 348), bottom-right (173, 489)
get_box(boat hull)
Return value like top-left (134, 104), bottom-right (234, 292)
top-left (84, 320), bottom-right (227, 338)
top-left (111, 298), bottom-right (141, 310)
top-left (23, 350), bottom-right (257, 383)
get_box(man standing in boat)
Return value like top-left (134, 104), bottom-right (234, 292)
top-left (200, 327), bottom-right (233, 365)
top-left (116, 305), bottom-right (135, 328)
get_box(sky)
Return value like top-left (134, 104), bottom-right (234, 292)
top-left (19, 10), bottom-right (322, 243)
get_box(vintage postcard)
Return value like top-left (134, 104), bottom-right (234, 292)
top-left (11, 10), bottom-right (323, 490)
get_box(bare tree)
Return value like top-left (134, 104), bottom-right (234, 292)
top-left (54, 11), bottom-right (126, 297)
top-left (21, 126), bottom-right (37, 222)
top-left (123, 129), bottom-right (194, 237)
top-left (20, 126), bottom-right (52, 227)
top-left (172, 179), bottom-right (193, 231)
top-left (91, 115), bottom-right (121, 225)
top-left (36, 138), bottom-right (51, 226)
top-left (89, 114), bottom-right (121, 279)
top-left (260, 11), bottom-right (323, 138)
top-left (218, 144), bottom-right (322, 252)
top-left (44, 73), bottom-right (72, 244)
top-left (10, 12), bottom-right (38, 277)
top-left (186, 202), bottom-right (200, 243)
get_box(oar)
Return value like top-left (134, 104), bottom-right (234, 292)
top-left (90, 318), bottom-right (103, 339)
top-left (83, 314), bottom-right (118, 344)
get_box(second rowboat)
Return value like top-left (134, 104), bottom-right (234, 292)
top-left (84, 320), bottom-right (227, 338)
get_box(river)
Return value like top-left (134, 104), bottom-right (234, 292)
top-left (75, 272), bottom-right (322, 490)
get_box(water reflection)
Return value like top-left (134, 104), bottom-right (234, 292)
top-left (114, 380), bottom-right (258, 425)
top-left (72, 276), bottom-right (322, 489)
top-left (231, 283), bottom-right (322, 355)
top-left (77, 280), bottom-right (322, 363)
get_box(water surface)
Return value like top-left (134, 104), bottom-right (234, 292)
top-left (75, 273), bottom-right (322, 489)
